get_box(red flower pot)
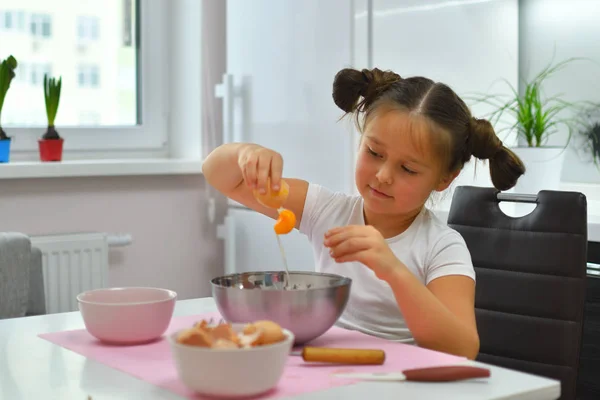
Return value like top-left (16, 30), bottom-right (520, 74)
top-left (38, 139), bottom-right (64, 162)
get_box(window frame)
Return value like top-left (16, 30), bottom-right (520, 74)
top-left (7, 0), bottom-right (171, 157)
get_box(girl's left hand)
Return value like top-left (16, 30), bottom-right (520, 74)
top-left (324, 225), bottom-right (403, 282)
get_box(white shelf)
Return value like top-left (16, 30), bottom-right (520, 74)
top-left (0, 158), bottom-right (204, 179)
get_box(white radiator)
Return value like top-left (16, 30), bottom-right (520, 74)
top-left (30, 232), bottom-right (133, 314)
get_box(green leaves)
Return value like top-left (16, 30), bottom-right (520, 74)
top-left (466, 57), bottom-right (597, 148)
top-left (6, 55), bottom-right (17, 70)
top-left (44, 73), bottom-right (62, 126)
top-left (582, 122), bottom-right (600, 165)
top-left (0, 55), bottom-right (18, 127)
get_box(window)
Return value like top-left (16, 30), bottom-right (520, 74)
top-left (30, 63), bottom-right (52, 85)
top-left (77, 16), bottom-right (99, 41)
top-left (30, 13), bottom-right (51, 38)
top-left (0, 0), bottom-right (200, 162)
top-left (15, 10), bottom-right (24, 31)
top-left (3, 9), bottom-right (11, 29)
top-left (0, 10), bottom-right (25, 32)
top-left (2, 1), bottom-right (139, 129)
top-left (77, 65), bottom-right (100, 88)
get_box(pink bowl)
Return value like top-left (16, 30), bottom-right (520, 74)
top-left (77, 287), bottom-right (177, 344)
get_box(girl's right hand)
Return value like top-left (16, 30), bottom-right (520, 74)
top-left (238, 144), bottom-right (284, 195)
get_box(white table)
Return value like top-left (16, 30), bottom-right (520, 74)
top-left (0, 297), bottom-right (560, 400)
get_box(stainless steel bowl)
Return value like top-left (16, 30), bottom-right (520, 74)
top-left (211, 271), bottom-right (352, 344)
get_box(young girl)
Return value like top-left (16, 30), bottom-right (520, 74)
top-left (202, 67), bottom-right (525, 360)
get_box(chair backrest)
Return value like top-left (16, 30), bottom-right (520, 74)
top-left (0, 232), bottom-right (46, 319)
top-left (0, 232), bottom-right (31, 319)
top-left (27, 246), bottom-right (46, 316)
top-left (447, 186), bottom-right (587, 400)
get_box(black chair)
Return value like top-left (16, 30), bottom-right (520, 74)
top-left (447, 186), bottom-right (587, 400)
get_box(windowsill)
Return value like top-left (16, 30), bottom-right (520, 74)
top-left (0, 158), bottom-right (204, 179)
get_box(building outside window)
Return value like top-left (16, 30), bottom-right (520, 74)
top-left (0, 0), bottom-right (139, 128)
top-left (30, 13), bottom-right (51, 38)
top-left (77, 16), bottom-right (99, 41)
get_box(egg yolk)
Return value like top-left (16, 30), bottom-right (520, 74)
top-left (274, 209), bottom-right (296, 235)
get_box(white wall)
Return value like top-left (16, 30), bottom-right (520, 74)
top-left (519, 0), bottom-right (600, 183)
top-left (0, 175), bottom-right (224, 300)
top-left (370, 0), bottom-right (519, 210)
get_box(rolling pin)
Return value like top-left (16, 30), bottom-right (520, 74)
top-left (291, 347), bottom-right (386, 365)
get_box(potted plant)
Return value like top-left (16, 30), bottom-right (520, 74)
top-left (582, 121), bottom-right (600, 166)
top-left (0, 55), bottom-right (18, 163)
top-left (39, 73), bottom-right (63, 162)
top-left (467, 58), bottom-right (594, 194)
top-left (575, 106), bottom-right (600, 168)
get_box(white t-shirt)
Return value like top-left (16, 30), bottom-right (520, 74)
top-left (299, 183), bottom-right (476, 343)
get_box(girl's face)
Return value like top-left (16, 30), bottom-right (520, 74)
top-left (355, 110), bottom-right (456, 217)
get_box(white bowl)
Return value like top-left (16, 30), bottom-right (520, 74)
top-left (77, 287), bottom-right (177, 344)
top-left (167, 324), bottom-right (294, 398)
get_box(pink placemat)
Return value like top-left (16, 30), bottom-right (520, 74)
top-left (39, 312), bottom-right (467, 399)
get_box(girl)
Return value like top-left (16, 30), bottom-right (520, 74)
top-left (202, 67), bottom-right (525, 360)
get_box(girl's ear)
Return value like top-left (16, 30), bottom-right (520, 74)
top-left (435, 169), bottom-right (459, 192)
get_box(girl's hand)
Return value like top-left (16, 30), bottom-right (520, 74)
top-left (238, 144), bottom-right (284, 194)
top-left (324, 225), bottom-right (404, 282)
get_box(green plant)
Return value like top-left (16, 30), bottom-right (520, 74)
top-left (582, 122), bottom-right (600, 165)
top-left (467, 57), bottom-right (595, 148)
top-left (576, 106), bottom-right (600, 165)
top-left (42, 73), bottom-right (62, 140)
top-left (0, 55), bottom-right (18, 140)
top-left (42, 74), bottom-right (62, 140)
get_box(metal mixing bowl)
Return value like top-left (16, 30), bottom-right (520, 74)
top-left (211, 271), bottom-right (352, 344)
